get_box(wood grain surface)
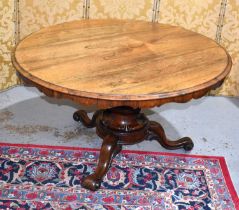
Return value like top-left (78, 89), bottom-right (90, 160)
top-left (12, 19), bottom-right (232, 108)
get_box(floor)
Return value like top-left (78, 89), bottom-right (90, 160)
top-left (0, 86), bottom-right (238, 195)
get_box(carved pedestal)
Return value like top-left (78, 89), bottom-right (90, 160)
top-left (73, 106), bottom-right (194, 191)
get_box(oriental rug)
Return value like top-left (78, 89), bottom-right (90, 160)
top-left (0, 143), bottom-right (238, 210)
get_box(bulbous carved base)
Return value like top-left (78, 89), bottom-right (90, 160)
top-left (73, 106), bottom-right (194, 191)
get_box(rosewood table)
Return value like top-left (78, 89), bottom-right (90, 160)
top-left (12, 20), bottom-right (231, 191)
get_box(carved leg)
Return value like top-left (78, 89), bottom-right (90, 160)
top-left (73, 110), bottom-right (102, 128)
top-left (81, 135), bottom-right (118, 191)
top-left (149, 121), bottom-right (194, 151)
top-left (76, 106), bottom-right (195, 191)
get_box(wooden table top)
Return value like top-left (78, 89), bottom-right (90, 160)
top-left (12, 19), bottom-right (231, 108)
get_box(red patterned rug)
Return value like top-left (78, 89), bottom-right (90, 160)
top-left (0, 143), bottom-right (238, 210)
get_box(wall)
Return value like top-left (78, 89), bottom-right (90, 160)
top-left (0, 0), bottom-right (238, 96)
top-left (217, 0), bottom-right (239, 95)
top-left (19, 0), bottom-right (84, 39)
top-left (0, 0), bottom-right (18, 91)
top-left (89, 0), bottom-right (153, 20)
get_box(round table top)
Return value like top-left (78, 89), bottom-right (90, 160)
top-left (12, 19), bottom-right (231, 108)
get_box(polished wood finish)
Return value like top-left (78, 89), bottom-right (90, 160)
top-left (148, 121), bottom-right (194, 151)
top-left (73, 106), bottom-right (193, 191)
top-left (81, 135), bottom-right (118, 191)
top-left (12, 19), bottom-right (231, 109)
top-left (12, 20), bottom-right (232, 191)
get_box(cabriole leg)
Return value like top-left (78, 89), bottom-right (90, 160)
top-left (148, 121), bottom-right (194, 151)
top-left (81, 135), bottom-right (118, 191)
top-left (73, 110), bottom-right (102, 128)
